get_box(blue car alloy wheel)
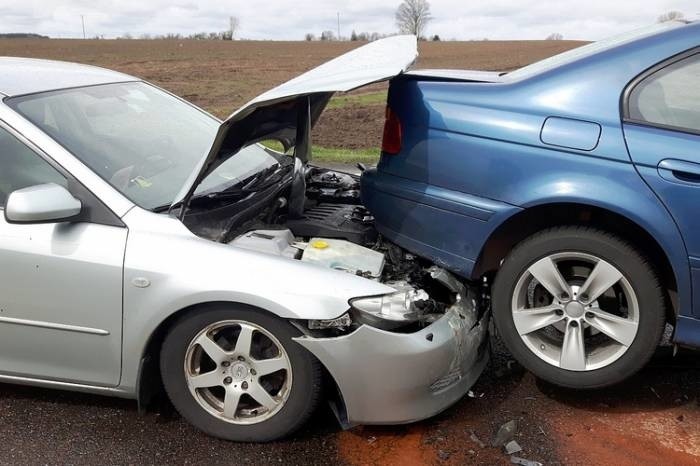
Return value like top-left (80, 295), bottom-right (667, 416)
top-left (492, 227), bottom-right (666, 388)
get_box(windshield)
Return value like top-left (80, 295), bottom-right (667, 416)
top-left (8, 82), bottom-right (279, 210)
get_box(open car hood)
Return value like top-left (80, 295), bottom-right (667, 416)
top-left (172, 35), bottom-right (418, 212)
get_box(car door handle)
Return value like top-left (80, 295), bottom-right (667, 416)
top-left (658, 159), bottom-right (700, 184)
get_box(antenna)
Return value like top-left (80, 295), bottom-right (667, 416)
top-left (81, 15), bottom-right (86, 39)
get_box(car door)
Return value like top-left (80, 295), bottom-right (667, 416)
top-left (0, 123), bottom-right (126, 386)
top-left (622, 49), bottom-right (700, 314)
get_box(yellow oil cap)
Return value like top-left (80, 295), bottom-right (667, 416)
top-left (311, 240), bottom-right (329, 249)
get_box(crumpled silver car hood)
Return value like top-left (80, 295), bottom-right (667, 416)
top-left (172, 35), bottom-right (418, 210)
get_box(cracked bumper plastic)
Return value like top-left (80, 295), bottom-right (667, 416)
top-left (294, 307), bottom-right (490, 426)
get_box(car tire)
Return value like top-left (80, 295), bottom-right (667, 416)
top-left (160, 304), bottom-right (322, 442)
top-left (492, 226), bottom-right (665, 389)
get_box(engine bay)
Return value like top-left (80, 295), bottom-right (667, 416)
top-left (193, 164), bottom-right (485, 332)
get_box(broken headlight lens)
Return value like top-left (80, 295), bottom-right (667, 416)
top-left (350, 287), bottom-right (429, 329)
top-left (307, 313), bottom-right (353, 330)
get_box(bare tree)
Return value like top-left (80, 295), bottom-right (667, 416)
top-left (546, 32), bottom-right (564, 40)
top-left (395, 0), bottom-right (432, 37)
top-left (320, 30), bottom-right (335, 41)
top-left (657, 11), bottom-right (685, 23)
top-left (305, 33), bottom-right (316, 41)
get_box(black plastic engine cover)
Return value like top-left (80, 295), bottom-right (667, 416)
top-left (305, 169), bottom-right (362, 204)
top-left (286, 203), bottom-right (377, 245)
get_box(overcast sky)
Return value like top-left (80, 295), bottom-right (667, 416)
top-left (1, 0), bottom-right (698, 40)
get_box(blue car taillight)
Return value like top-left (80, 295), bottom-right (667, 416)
top-left (381, 106), bottom-right (402, 155)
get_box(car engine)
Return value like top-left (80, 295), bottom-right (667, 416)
top-left (222, 167), bottom-right (484, 331)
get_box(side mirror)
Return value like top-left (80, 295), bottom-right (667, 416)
top-left (5, 183), bottom-right (82, 224)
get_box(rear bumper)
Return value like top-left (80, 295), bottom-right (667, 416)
top-left (294, 303), bottom-right (490, 426)
top-left (360, 168), bottom-right (520, 278)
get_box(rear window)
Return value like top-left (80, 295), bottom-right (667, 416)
top-left (628, 53), bottom-right (700, 134)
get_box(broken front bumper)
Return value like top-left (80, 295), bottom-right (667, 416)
top-left (294, 306), bottom-right (490, 427)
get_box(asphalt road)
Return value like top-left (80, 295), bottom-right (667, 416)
top-left (1, 335), bottom-right (699, 465)
top-left (0, 380), bottom-right (340, 465)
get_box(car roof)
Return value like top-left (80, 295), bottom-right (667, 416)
top-left (0, 57), bottom-right (138, 97)
top-left (508, 20), bottom-right (696, 81)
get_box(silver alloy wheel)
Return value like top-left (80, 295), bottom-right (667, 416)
top-left (511, 252), bottom-right (640, 371)
top-left (184, 320), bottom-right (292, 424)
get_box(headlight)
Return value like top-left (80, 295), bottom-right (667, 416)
top-left (350, 284), bottom-right (429, 329)
top-left (307, 313), bottom-right (353, 330)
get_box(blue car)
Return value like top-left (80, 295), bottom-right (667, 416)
top-left (362, 20), bottom-right (700, 388)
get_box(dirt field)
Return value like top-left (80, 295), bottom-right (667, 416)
top-left (0, 39), bottom-right (584, 155)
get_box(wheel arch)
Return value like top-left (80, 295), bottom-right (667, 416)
top-left (472, 202), bottom-right (680, 319)
top-left (134, 300), bottom-right (342, 418)
top-left (135, 301), bottom-right (249, 413)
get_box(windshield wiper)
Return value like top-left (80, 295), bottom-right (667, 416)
top-left (155, 160), bottom-right (294, 213)
top-left (240, 164), bottom-right (280, 190)
top-left (190, 163), bottom-right (293, 204)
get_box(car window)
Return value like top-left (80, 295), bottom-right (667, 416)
top-left (0, 125), bottom-right (67, 207)
top-left (8, 82), bottom-right (219, 210)
top-left (628, 53), bottom-right (700, 133)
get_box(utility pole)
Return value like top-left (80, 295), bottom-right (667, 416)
top-left (337, 12), bottom-right (340, 40)
top-left (81, 15), bottom-right (86, 39)
top-left (230, 16), bottom-right (234, 40)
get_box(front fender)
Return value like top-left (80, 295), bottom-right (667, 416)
top-left (118, 208), bottom-right (393, 392)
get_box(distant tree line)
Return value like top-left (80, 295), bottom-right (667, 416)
top-left (10, 4), bottom-right (692, 43)
top-left (118, 31), bottom-right (235, 40)
top-left (304, 0), bottom-right (435, 42)
top-left (304, 30), bottom-right (395, 42)
top-left (0, 33), bottom-right (49, 39)
top-left (118, 16), bottom-right (238, 40)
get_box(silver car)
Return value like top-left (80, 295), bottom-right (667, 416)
top-left (0, 37), bottom-right (489, 441)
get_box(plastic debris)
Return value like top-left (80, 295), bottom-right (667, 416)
top-left (492, 420), bottom-right (518, 446)
top-left (510, 456), bottom-right (543, 466)
top-left (504, 440), bottom-right (523, 454)
top-left (494, 359), bottom-right (520, 378)
top-left (468, 390), bottom-right (485, 398)
top-left (469, 431), bottom-right (486, 448)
